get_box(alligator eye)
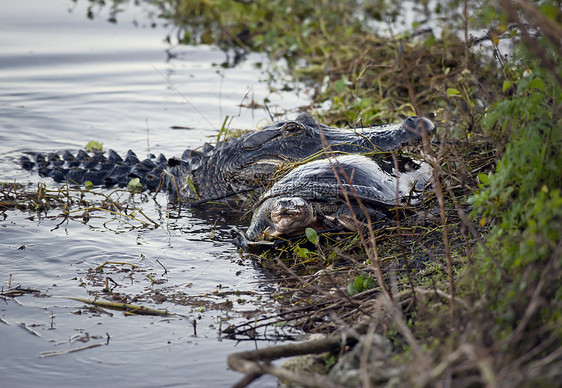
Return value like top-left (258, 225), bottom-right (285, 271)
top-left (282, 122), bottom-right (305, 133)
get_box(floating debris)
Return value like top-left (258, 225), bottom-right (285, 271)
top-left (68, 297), bottom-right (172, 317)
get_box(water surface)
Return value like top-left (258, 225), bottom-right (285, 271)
top-left (0, 1), bottom-right (307, 386)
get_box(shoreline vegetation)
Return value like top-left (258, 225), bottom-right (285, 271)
top-left (10, 0), bottom-right (562, 386)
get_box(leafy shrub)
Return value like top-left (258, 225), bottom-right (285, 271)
top-left (469, 47), bottom-right (561, 337)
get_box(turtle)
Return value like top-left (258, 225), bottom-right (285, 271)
top-left (240, 154), bottom-right (433, 245)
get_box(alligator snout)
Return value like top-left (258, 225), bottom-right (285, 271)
top-left (403, 116), bottom-right (435, 137)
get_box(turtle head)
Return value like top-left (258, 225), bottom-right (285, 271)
top-left (245, 196), bottom-right (314, 241)
top-left (269, 197), bottom-right (314, 236)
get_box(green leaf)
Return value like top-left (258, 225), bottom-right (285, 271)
top-left (84, 181), bottom-right (93, 190)
top-left (333, 78), bottom-right (348, 93)
top-left (528, 78), bottom-right (545, 91)
top-left (305, 227), bottom-right (319, 244)
top-left (353, 275), bottom-right (365, 292)
top-left (347, 283), bottom-right (358, 296)
top-left (295, 245), bottom-right (311, 260)
top-left (478, 173), bottom-right (490, 185)
top-left (216, 115), bottom-right (230, 142)
top-left (446, 87), bottom-right (461, 97)
top-left (363, 276), bottom-right (376, 290)
top-left (502, 80), bottom-right (514, 91)
top-left (187, 176), bottom-right (200, 200)
top-left (128, 177), bottom-right (143, 192)
top-left (85, 141), bottom-right (103, 152)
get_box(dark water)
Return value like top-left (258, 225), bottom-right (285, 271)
top-left (0, 1), bottom-right (307, 386)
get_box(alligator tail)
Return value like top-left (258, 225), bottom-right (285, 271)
top-left (19, 149), bottom-right (169, 192)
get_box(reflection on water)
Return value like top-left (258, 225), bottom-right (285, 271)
top-left (0, 1), bottom-right (307, 386)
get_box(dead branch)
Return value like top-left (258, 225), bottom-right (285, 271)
top-left (228, 334), bottom-right (351, 388)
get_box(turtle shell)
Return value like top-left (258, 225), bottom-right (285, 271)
top-left (258, 154), bottom-right (432, 209)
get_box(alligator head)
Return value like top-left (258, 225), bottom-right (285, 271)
top-left (179, 113), bottom-right (434, 204)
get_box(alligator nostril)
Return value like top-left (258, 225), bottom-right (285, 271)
top-left (404, 116), bottom-right (418, 129)
top-left (404, 116), bottom-right (419, 129)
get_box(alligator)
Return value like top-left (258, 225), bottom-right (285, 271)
top-left (19, 113), bottom-right (434, 205)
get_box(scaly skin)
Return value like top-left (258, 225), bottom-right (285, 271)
top-left (19, 114), bottom-right (434, 205)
